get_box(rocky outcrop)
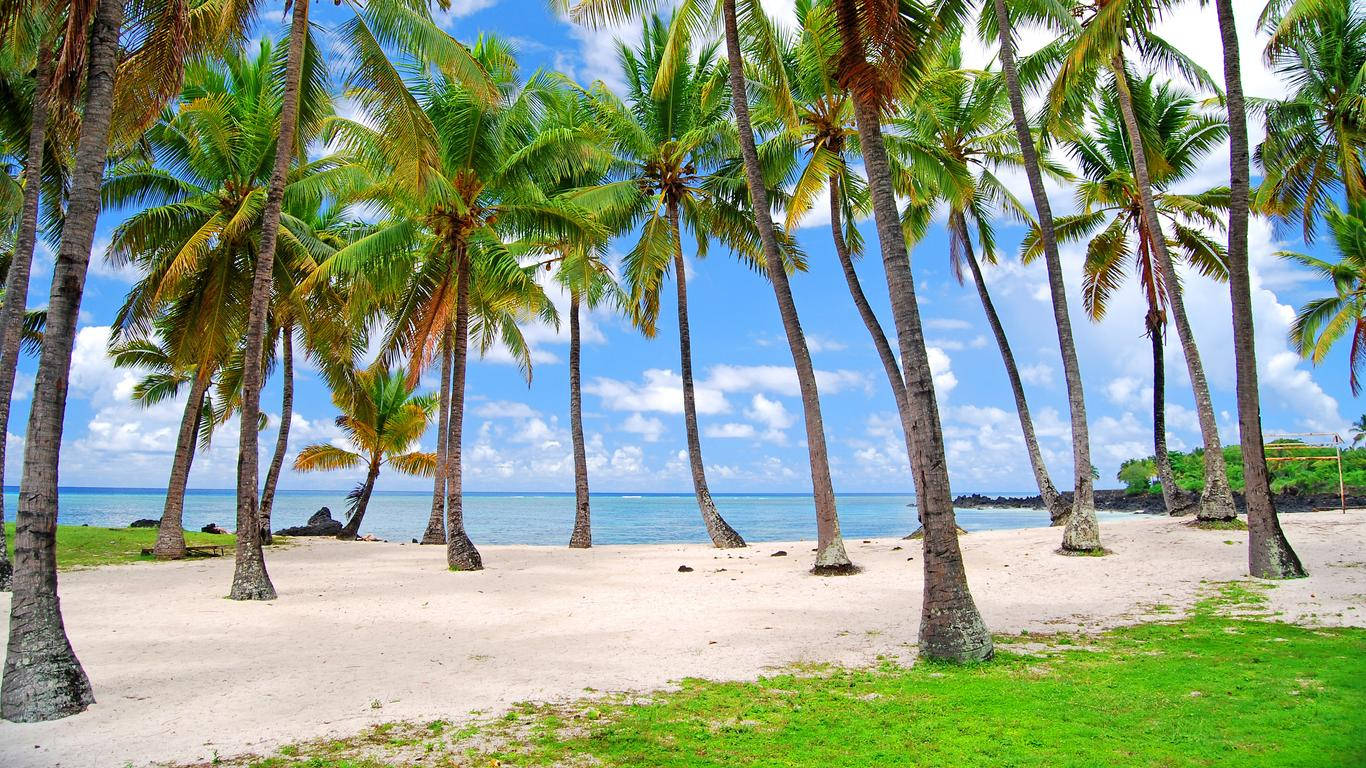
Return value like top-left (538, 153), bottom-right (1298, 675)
top-left (201, 523), bottom-right (230, 535)
top-left (129, 518), bottom-right (159, 528)
top-left (275, 507), bottom-right (344, 537)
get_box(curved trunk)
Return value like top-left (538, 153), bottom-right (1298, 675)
top-left (446, 247), bottom-right (483, 570)
top-left (830, 0), bottom-right (990, 663)
top-left (721, 0), bottom-right (848, 571)
top-left (1108, 57), bottom-right (1236, 523)
top-left (153, 370), bottom-right (212, 559)
top-left (992, 0), bottom-right (1100, 545)
top-left (1, 0), bottom-right (123, 721)
top-left (230, 0), bottom-right (311, 601)
top-left (259, 323), bottom-right (294, 545)
top-left (956, 214), bottom-right (1067, 523)
top-left (422, 331), bottom-right (451, 545)
top-left (829, 178), bottom-right (920, 519)
top-left (667, 203), bottom-right (745, 549)
top-left (1148, 314), bottom-right (1183, 515)
top-left (0, 46), bottom-right (54, 592)
top-left (337, 460), bottom-right (381, 540)
top-left (1214, 0), bottom-right (1304, 577)
top-left (568, 289), bottom-right (592, 549)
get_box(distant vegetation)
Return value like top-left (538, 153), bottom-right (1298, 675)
top-left (1117, 441), bottom-right (1366, 495)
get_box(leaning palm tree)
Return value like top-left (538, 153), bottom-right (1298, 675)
top-left (294, 367), bottom-right (438, 539)
top-left (1034, 79), bottom-right (1231, 518)
top-left (1283, 201), bottom-right (1366, 395)
top-left (1253, 0), bottom-right (1364, 241)
top-left (1047, 0), bottom-right (1236, 527)
top-left (572, 19), bottom-right (781, 550)
top-left (820, 0), bottom-right (993, 660)
top-left (888, 46), bottom-right (1072, 525)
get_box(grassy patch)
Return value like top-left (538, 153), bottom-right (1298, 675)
top-left (222, 583), bottom-right (1364, 768)
top-left (1188, 518), bottom-right (1250, 531)
top-left (2, 523), bottom-right (280, 570)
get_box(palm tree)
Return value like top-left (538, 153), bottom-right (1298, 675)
top-left (1034, 78), bottom-right (1230, 518)
top-left (1254, 0), bottom-right (1364, 241)
top-left (888, 46), bottom-right (1071, 524)
top-left (1351, 415), bottom-right (1366, 447)
top-left (294, 367), bottom-right (438, 539)
top-left (572, 19), bottom-right (780, 550)
top-left (820, 0), bottom-right (993, 659)
top-left (102, 38), bottom-right (343, 558)
top-left (1048, 0), bottom-right (1236, 526)
top-left (1284, 201), bottom-right (1366, 393)
top-left (981, 0), bottom-right (1100, 545)
top-left (314, 36), bottom-right (575, 570)
top-left (1222, 0), bottom-right (1309, 579)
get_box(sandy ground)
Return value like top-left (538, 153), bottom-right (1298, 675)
top-left (1, 512), bottom-right (1363, 767)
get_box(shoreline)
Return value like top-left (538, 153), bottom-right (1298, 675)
top-left (953, 489), bottom-right (1362, 515)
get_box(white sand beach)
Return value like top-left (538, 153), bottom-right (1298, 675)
top-left (2, 512), bottom-right (1363, 768)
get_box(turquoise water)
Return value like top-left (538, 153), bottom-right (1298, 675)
top-left (2, 487), bottom-right (1133, 545)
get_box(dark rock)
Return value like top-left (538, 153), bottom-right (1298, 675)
top-left (201, 523), bottom-right (229, 535)
top-left (275, 506), bottom-right (345, 537)
top-left (770, 550), bottom-right (788, 557)
top-left (129, 518), bottom-right (159, 528)
top-left (677, 565), bottom-right (694, 573)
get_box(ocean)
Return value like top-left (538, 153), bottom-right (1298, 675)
top-left (4, 487), bottom-right (1136, 545)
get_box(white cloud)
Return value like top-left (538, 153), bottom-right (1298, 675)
top-left (1019, 361), bottom-right (1054, 387)
top-left (621, 412), bottom-right (665, 442)
top-left (927, 346), bottom-right (957, 395)
top-left (704, 422), bottom-right (756, 439)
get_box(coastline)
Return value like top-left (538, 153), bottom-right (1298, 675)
top-left (953, 489), bottom-right (1362, 515)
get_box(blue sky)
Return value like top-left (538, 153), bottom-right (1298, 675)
top-left (6, 0), bottom-right (1354, 495)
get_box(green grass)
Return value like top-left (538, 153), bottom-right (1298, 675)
top-left (229, 583), bottom-right (1365, 768)
top-left (4, 523), bottom-right (238, 569)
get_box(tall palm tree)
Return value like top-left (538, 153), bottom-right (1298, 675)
top-left (823, 0), bottom-right (993, 660)
top-left (572, 19), bottom-right (784, 550)
top-left (888, 47), bottom-right (1072, 524)
top-left (1224, 0), bottom-right (1308, 578)
top-left (979, 0), bottom-right (1102, 548)
top-left (1351, 415), bottom-right (1366, 447)
top-left (314, 36), bottom-right (575, 570)
top-left (102, 37), bottom-right (343, 558)
top-left (1034, 78), bottom-right (1230, 518)
top-left (294, 367), bottom-right (438, 539)
top-left (1048, 0), bottom-right (1236, 525)
top-left (1284, 201), bottom-right (1366, 393)
top-left (1254, 0), bottom-right (1364, 242)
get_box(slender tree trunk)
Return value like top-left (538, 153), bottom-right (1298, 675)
top-left (422, 331), bottom-right (451, 545)
top-left (666, 203), bottom-right (745, 549)
top-left (0, 46), bottom-right (54, 592)
top-left (446, 248), bottom-right (483, 570)
top-left (1, 0), bottom-right (123, 721)
top-left (153, 371), bottom-right (212, 559)
top-left (830, 0), bottom-right (990, 662)
top-left (338, 460), bottom-right (381, 540)
top-left (992, 0), bottom-right (1100, 547)
top-left (1108, 57), bottom-right (1236, 523)
top-left (1148, 313), bottom-right (1182, 515)
top-left (259, 323), bottom-right (294, 545)
top-left (956, 214), bottom-right (1067, 522)
top-left (230, 0), bottom-right (310, 600)
top-left (721, 0), bottom-right (849, 571)
top-left (1214, 0), bottom-right (1304, 577)
top-left (568, 289), bottom-right (592, 549)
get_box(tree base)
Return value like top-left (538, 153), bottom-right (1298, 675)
top-left (904, 525), bottom-right (968, 539)
top-left (228, 556), bottom-right (276, 601)
top-left (447, 532), bottom-right (483, 571)
top-left (419, 535), bottom-right (446, 545)
top-left (1055, 546), bottom-right (1111, 557)
top-left (920, 609), bottom-right (994, 663)
top-left (1187, 518), bottom-right (1247, 531)
top-left (0, 648), bottom-right (94, 723)
top-left (569, 525), bottom-right (591, 549)
top-left (811, 562), bottom-right (860, 576)
top-left (152, 546), bottom-right (186, 561)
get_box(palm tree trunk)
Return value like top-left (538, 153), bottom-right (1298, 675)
top-left (0, 0), bottom-right (123, 722)
top-left (230, 0), bottom-right (311, 601)
top-left (153, 370), bottom-right (212, 559)
top-left (446, 247), bottom-right (483, 570)
top-left (954, 215), bottom-right (1067, 522)
top-left (259, 323), bottom-right (294, 546)
top-left (568, 288), bottom-right (592, 549)
top-left (422, 331), bottom-right (451, 545)
top-left (338, 460), bottom-right (381, 540)
top-left (829, 178), bottom-right (920, 513)
top-left (1148, 313), bottom-right (1182, 515)
top-left (1107, 57), bottom-right (1237, 523)
top-left (992, 0), bottom-right (1100, 546)
top-left (1214, 0), bottom-right (1304, 577)
top-left (0, 46), bottom-right (54, 592)
top-left (830, 0), bottom-right (991, 662)
top-left (720, 0), bottom-right (848, 571)
top-left (666, 203), bottom-right (745, 549)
